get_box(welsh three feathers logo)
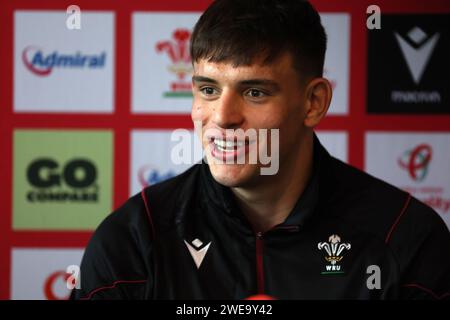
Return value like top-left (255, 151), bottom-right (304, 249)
top-left (318, 234), bottom-right (351, 274)
top-left (156, 28), bottom-right (193, 98)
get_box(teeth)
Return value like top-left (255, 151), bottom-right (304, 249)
top-left (214, 138), bottom-right (244, 150)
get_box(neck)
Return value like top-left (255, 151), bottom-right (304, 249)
top-left (231, 133), bottom-right (314, 233)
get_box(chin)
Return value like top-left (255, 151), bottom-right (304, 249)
top-left (208, 162), bottom-right (259, 188)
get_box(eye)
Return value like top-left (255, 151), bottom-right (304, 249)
top-left (200, 86), bottom-right (217, 96)
top-left (245, 88), bottom-right (267, 98)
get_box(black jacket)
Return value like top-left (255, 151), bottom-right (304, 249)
top-left (71, 137), bottom-right (450, 300)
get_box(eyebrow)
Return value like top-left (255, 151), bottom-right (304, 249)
top-left (192, 76), bottom-right (281, 91)
top-left (192, 76), bottom-right (219, 84)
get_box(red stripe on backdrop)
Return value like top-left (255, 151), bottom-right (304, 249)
top-left (0, 0), bottom-right (14, 301)
top-left (12, 113), bottom-right (449, 134)
top-left (12, 232), bottom-right (92, 248)
top-left (312, 0), bottom-right (448, 12)
top-left (114, 4), bottom-right (132, 212)
top-left (347, 0), bottom-right (366, 170)
top-left (7, 114), bottom-right (194, 129)
top-left (3, 0), bottom-right (213, 12)
top-left (0, 130), bottom-right (13, 300)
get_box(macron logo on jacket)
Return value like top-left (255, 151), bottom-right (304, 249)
top-left (184, 239), bottom-right (212, 269)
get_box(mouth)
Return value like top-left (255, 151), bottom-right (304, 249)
top-left (213, 137), bottom-right (247, 151)
top-left (208, 136), bottom-right (253, 162)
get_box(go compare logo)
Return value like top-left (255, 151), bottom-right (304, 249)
top-left (13, 130), bottom-right (113, 230)
top-left (27, 158), bottom-right (98, 202)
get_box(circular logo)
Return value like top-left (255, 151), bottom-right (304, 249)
top-left (398, 144), bottom-right (432, 182)
top-left (44, 271), bottom-right (71, 300)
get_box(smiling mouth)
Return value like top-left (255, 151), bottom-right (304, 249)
top-left (207, 136), bottom-right (254, 161)
top-left (212, 137), bottom-right (249, 151)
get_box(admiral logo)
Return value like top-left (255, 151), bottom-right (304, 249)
top-left (156, 28), bottom-right (193, 98)
top-left (398, 144), bottom-right (432, 182)
top-left (318, 234), bottom-right (351, 274)
top-left (23, 46), bottom-right (106, 76)
top-left (138, 165), bottom-right (176, 187)
top-left (367, 15), bottom-right (449, 114)
top-left (14, 11), bottom-right (114, 112)
top-left (26, 158), bottom-right (98, 202)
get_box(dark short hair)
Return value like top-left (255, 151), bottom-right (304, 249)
top-left (190, 0), bottom-right (327, 79)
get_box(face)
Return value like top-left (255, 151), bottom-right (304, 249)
top-left (191, 52), bottom-right (310, 188)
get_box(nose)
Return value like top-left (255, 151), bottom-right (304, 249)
top-left (212, 89), bottom-right (245, 129)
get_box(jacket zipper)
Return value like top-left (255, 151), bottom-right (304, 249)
top-left (255, 231), bottom-right (264, 294)
top-left (253, 226), bottom-right (299, 295)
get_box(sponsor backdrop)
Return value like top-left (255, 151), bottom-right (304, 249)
top-left (0, 0), bottom-right (448, 299)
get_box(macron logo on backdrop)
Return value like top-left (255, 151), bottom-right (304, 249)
top-left (394, 27), bottom-right (439, 84)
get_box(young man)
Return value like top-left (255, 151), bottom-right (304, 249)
top-left (72, 0), bottom-right (450, 299)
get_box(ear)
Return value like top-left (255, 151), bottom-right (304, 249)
top-left (303, 78), bottom-right (332, 128)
